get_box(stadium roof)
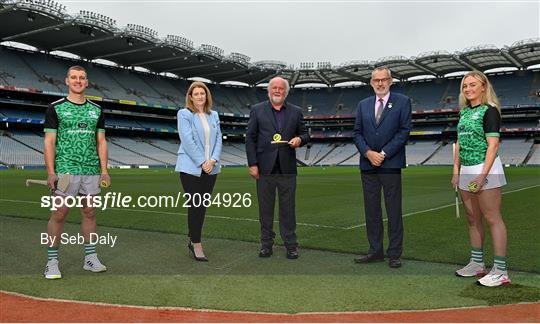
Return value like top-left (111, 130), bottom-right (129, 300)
top-left (1, 0), bottom-right (539, 86)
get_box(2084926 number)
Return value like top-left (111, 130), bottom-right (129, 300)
top-left (182, 193), bottom-right (252, 208)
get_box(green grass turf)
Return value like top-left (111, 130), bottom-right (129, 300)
top-left (1, 216), bottom-right (539, 313)
top-left (1, 166), bottom-right (539, 272)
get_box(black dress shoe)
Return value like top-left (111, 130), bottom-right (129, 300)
top-left (286, 248), bottom-right (299, 259)
top-left (354, 254), bottom-right (384, 264)
top-left (188, 242), bottom-right (208, 262)
top-left (259, 247), bottom-right (273, 258)
top-left (389, 258), bottom-right (402, 268)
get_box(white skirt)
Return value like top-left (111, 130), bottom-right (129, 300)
top-left (459, 156), bottom-right (507, 192)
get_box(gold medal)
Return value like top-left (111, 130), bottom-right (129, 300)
top-left (273, 133), bottom-right (282, 142)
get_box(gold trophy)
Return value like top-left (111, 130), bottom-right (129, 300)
top-left (271, 133), bottom-right (288, 144)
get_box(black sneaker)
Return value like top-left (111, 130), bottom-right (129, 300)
top-left (286, 247), bottom-right (299, 259)
top-left (259, 247), bottom-right (273, 258)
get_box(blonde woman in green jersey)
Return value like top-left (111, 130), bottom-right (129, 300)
top-left (451, 71), bottom-right (510, 287)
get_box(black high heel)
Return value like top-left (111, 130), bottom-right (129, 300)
top-left (188, 242), bottom-right (208, 262)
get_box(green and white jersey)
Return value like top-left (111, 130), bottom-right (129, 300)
top-left (457, 104), bottom-right (500, 166)
top-left (44, 98), bottom-right (105, 175)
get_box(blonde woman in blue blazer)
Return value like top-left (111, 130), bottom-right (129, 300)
top-left (175, 81), bottom-right (222, 261)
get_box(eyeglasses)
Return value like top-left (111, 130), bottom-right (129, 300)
top-left (372, 78), bottom-right (391, 83)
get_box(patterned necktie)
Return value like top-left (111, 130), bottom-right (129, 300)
top-left (375, 98), bottom-right (384, 125)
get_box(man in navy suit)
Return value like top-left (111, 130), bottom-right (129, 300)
top-left (246, 77), bottom-right (309, 259)
top-left (353, 67), bottom-right (412, 268)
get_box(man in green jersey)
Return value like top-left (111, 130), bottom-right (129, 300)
top-left (43, 66), bottom-right (111, 279)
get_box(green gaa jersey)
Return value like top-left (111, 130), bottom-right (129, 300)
top-left (457, 104), bottom-right (500, 166)
top-left (44, 98), bottom-right (105, 175)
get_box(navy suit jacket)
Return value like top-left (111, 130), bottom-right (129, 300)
top-left (246, 100), bottom-right (309, 175)
top-left (353, 92), bottom-right (412, 171)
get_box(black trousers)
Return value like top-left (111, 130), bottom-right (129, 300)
top-left (360, 171), bottom-right (403, 258)
top-left (256, 174), bottom-right (298, 249)
top-left (179, 172), bottom-right (217, 243)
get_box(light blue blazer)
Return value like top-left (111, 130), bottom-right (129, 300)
top-left (175, 108), bottom-right (222, 176)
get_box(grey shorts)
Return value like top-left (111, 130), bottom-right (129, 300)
top-left (54, 174), bottom-right (101, 196)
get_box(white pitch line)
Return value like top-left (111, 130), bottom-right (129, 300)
top-left (2, 183), bottom-right (538, 231)
top-left (106, 207), bottom-right (345, 229)
top-left (345, 183), bottom-right (540, 230)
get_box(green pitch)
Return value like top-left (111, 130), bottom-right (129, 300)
top-left (1, 166), bottom-right (539, 312)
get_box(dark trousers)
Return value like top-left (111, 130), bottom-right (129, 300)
top-left (360, 171), bottom-right (403, 258)
top-left (256, 174), bottom-right (298, 249)
top-left (179, 172), bottom-right (217, 243)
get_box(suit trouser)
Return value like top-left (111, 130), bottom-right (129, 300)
top-left (256, 174), bottom-right (298, 249)
top-left (360, 171), bottom-right (403, 258)
top-left (179, 172), bottom-right (217, 243)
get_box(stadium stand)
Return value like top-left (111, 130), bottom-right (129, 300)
top-left (335, 87), bottom-right (374, 115)
top-left (304, 143), bottom-right (336, 166)
top-left (0, 131), bottom-right (43, 166)
top-left (107, 137), bottom-right (184, 167)
top-left (295, 88), bottom-right (341, 115)
top-left (218, 142), bottom-right (247, 166)
top-left (109, 137), bottom-right (175, 165)
top-left (0, 132), bottom-right (250, 167)
top-left (0, 47), bottom-right (187, 106)
top-left (107, 117), bottom-right (144, 129)
top-left (340, 150), bottom-right (360, 166)
top-left (296, 146), bottom-right (308, 164)
top-left (491, 72), bottom-right (537, 106)
top-left (0, 48), bottom-right (54, 91)
top-left (136, 120), bottom-right (176, 132)
top-left (19, 51), bottom-right (73, 93)
top-left (423, 142), bottom-right (453, 165)
top-left (91, 68), bottom-right (143, 101)
top-left (1, 108), bottom-right (44, 119)
top-left (146, 138), bottom-right (180, 154)
top-left (440, 78), bottom-right (461, 109)
top-left (105, 70), bottom-right (164, 105)
top-left (318, 143), bottom-right (358, 166)
top-left (403, 78), bottom-right (447, 110)
top-left (406, 141), bottom-right (439, 165)
top-left (137, 74), bottom-right (185, 107)
top-left (498, 138), bottom-right (533, 165)
top-left (502, 121), bottom-right (538, 129)
top-left (210, 86), bottom-right (246, 114)
top-left (295, 144), bottom-right (313, 165)
top-left (10, 130), bottom-right (44, 152)
top-left (527, 144), bottom-right (540, 165)
top-left (1, 46), bottom-right (539, 117)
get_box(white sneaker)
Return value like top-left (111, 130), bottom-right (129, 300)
top-left (455, 261), bottom-right (487, 277)
top-left (44, 259), bottom-right (62, 279)
top-left (477, 268), bottom-right (511, 287)
top-left (83, 254), bottom-right (107, 273)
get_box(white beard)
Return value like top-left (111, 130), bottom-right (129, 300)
top-left (270, 96), bottom-right (284, 105)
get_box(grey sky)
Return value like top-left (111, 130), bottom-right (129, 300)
top-left (57, 1), bottom-right (539, 67)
